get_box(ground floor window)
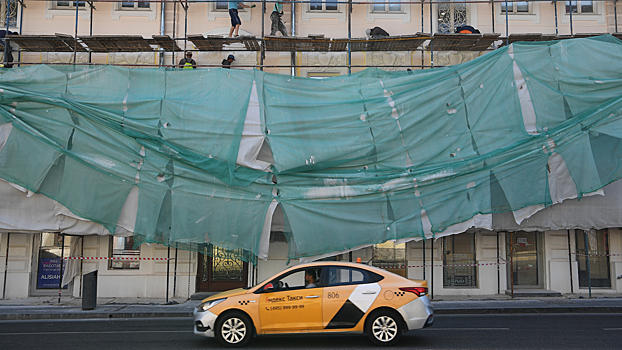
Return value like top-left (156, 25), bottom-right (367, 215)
top-left (576, 229), bottom-right (611, 288)
top-left (109, 236), bottom-right (140, 270)
top-left (443, 233), bottom-right (477, 287)
top-left (372, 241), bottom-right (406, 277)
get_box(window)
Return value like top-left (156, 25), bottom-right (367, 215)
top-left (558, 1), bottom-right (604, 25)
top-left (109, 236), bottom-right (140, 270)
top-left (45, 1), bottom-right (90, 20)
top-left (565, 1), bottom-right (593, 14)
top-left (207, 1), bottom-right (251, 23)
top-left (327, 267), bottom-right (383, 286)
top-left (111, 1), bottom-right (156, 20)
top-left (262, 267), bottom-right (323, 291)
top-left (1, 0), bottom-right (18, 27)
top-left (366, 0), bottom-right (410, 24)
top-left (501, 1), bottom-right (529, 13)
top-left (576, 229), bottom-right (611, 288)
top-left (373, 0), bottom-right (401, 13)
top-left (210, 246), bottom-right (243, 282)
top-left (437, 1), bottom-right (467, 33)
top-left (496, 1), bottom-right (540, 24)
top-left (372, 241), bottom-right (406, 277)
top-left (443, 233), bottom-right (477, 287)
top-left (120, 1), bottom-right (151, 10)
top-left (309, 0), bottom-right (338, 11)
top-left (54, 1), bottom-right (84, 9)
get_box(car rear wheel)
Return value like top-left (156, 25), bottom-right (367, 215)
top-left (215, 312), bottom-right (253, 347)
top-left (366, 310), bottom-right (402, 346)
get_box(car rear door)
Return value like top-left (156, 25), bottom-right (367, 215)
top-left (322, 266), bottom-right (382, 330)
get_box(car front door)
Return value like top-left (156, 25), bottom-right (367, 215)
top-left (257, 267), bottom-right (324, 332)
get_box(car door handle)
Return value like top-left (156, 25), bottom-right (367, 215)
top-left (362, 291), bottom-right (377, 295)
top-left (305, 295), bottom-right (320, 298)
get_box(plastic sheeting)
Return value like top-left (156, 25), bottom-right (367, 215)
top-left (1, 36), bottom-right (622, 261)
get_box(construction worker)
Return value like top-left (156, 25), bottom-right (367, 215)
top-left (178, 51), bottom-right (197, 69)
top-left (270, 0), bottom-right (289, 36)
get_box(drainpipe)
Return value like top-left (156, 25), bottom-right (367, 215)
top-left (291, 1), bottom-right (295, 76)
top-left (159, 2), bottom-right (165, 66)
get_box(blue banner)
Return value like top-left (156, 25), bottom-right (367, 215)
top-left (37, 258), bottom-right (67, 289)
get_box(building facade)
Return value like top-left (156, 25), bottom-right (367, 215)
top-left (1, 0), bottom-right (622, 300)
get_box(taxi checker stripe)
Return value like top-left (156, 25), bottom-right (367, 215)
top-left (62, 257), bottom-right (174, 261)
top-left (325, 283), bottom-right (381, 330)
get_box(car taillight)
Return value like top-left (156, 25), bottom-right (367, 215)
top-left (399, 287), bottom-right (428, 296)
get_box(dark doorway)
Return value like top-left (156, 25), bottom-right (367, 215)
top-left (196, 245), bottom-right (248, 292)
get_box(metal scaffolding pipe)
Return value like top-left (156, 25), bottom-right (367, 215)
top-left (4, 0), bottom-right (10, 67)
top-left (291, 0), bottom-right (295, 76)
top-left (348, 0), bottom-right (352, 75)
top-left (160, 1), bottom-right (166, 65)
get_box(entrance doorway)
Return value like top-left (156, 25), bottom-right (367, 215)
top-left (576, 229), bottom-right (611, 288)
top-left (30, 233), bottom-right (74, 296)
top-left (196, 245), bottom-right (248, 292)
top-left (507, 231), bottom-right (542, 288)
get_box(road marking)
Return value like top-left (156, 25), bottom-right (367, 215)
top-left (603, 328), bottom-right (622, 331)
top-left (1, 330), bottom-right (194, 335)
top-left (424, 328), bottom-right (510, 331)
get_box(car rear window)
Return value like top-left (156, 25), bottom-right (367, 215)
top-left (327, 267), bottom-right (384, 286)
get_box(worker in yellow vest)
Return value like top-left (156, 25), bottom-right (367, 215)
top-left (179, 51), bottom-right (197, 69)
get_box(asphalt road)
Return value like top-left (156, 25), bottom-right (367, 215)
top-left (1, 314), bottom-right (621, 350)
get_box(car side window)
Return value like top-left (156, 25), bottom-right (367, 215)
top-left (258, 267), bottom-right (323, 292)
top-left (327, 267), bottom-right (384, 286)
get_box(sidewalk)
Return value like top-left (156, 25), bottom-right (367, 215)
top-left (0, 294), bottom-right (621, 321)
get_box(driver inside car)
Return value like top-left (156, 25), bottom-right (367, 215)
top-left (305, 269), bottom-right (318, 288)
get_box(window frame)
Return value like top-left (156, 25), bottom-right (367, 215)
top-left (53, 0), bottom-right (85, 9)
top-left (302, 0), bottom-right (346, 23)
top-left (366, 0), bottom-right (410, 24)
top-left (119, 1), bottom-right (152, 10)
top-left (108, 236), bottom-right (140, 270)
top-left (308, 0), bottom-right (339, 12)
top-left (495, 1), bottom-right (540, 25)
top-left (45, 1), bottom-right (91, 20)
top-left (558, 0), bottom-right (605, 25)
top-left (207, 1), bottom-right (251, 23)
top-left (564, 1), bottom-right (594, 14)
top-left (256, 267), bottom-right (324, 293)
top-left (500, 1), bottom-right (531, 14)
top-left (111, 1), bottom-right (156, 20)
top-left (326, 266), bottom-right (384, 287)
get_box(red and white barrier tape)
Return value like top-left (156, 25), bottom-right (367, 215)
top-left (571, 252), bottom-right (622, 257)
top-left (62, 256), bottom-right (174, 261)
top-left (378, 261), bottom-right (509, 269)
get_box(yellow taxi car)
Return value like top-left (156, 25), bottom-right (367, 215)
top-left (194, 261), bottom-right (434, 347)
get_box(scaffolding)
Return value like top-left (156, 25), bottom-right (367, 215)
top-left (2, 0), bottom-right (622, 72)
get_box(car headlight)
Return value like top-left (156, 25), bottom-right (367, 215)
top-left (197, 298), bottom-right (226, 312)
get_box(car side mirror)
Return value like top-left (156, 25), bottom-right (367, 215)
top-left (263, 283), bottom-right (274, 292)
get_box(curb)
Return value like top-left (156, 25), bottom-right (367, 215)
top-left (434, 307), bottom-right (622, 315)
top-left (0, 311), bottom-right (193, 321)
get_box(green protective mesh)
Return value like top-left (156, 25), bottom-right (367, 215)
top-left (1, 36), bottom-right (622, 262)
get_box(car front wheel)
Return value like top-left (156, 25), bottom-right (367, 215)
top-left (215, 312), bottom-right (253, 347)
top-left (366, 310), bottom-right (403, 346)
